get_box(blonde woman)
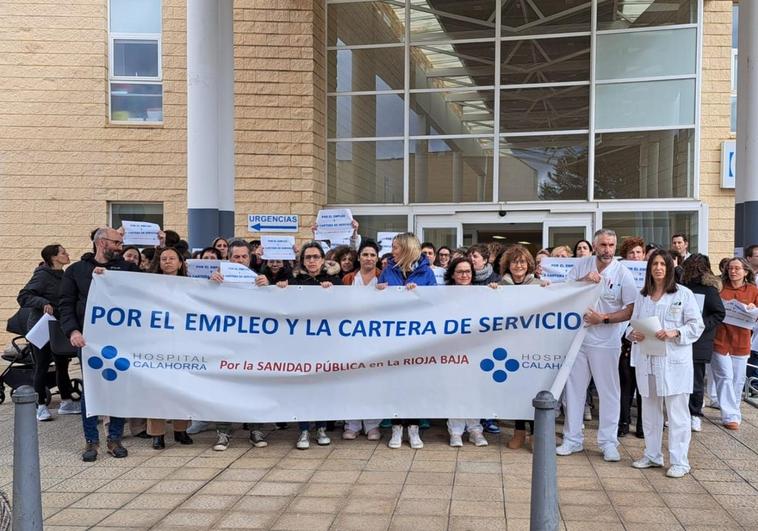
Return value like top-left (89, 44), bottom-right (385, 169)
top-left (377, 233), bottom-right (437, 449)
top-left (550, 245), bottom-right (573, 258)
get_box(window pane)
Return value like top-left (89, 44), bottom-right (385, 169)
top-left (410, 137), bottom-right (493, 202)
top-left (501, 0), bottom-right (591, 37)
top-left (597, 0), bottom-right (695, 30)
top-left (328, 1), bottom-right (405, 46)
top-left (113, 40), bottom-right (159, 77)
top-left (328, 47), bottom-right (404, 92)
top-left (548, 226), bottom-right (587, 249)
top-left (110, 83), bottom-right (162, 122)
top-left (411, 42), bottom-right (496, 90)
top-left (602, 211), bottom-right (698, 253)
top-left (327, 140), bottom-right (404, 204)
top-left (594, 129), bottom-right (694, 199)
top-left (501, 37), bottom-right (590, 85)
top-left (110, 0), bottom-right (161, 33)
top-left (595, 79), bottom-right (695, 129)
top-left (501, 86), bottom-right (589, 133)
top-left (410, 90), bottom-right (495, 135)
top-left (498, 135), bottom-right (589, 201)
top-left (596, 28), bottom-right (696, 80)
top-left (353, 215), bottom-right (408, 241)
top-left (328, 93), bottom-right (404, 138)
top-left (410, 0), bottom-right (496, 42)
top-left (422, 228), bottom-right (457, 250)
top-left (110, 202), bottom-right (164, 230)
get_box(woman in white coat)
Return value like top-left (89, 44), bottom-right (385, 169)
top-left (627, 250), bottom-right (704, 478)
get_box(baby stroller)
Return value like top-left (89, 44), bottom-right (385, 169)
top-left (1, 309), bottom-right (82, 405)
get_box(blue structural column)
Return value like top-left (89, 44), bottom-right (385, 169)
top-left (187, 0), bottom-right (235, 249)
top-left (735, 1), bottom-right (758, 252)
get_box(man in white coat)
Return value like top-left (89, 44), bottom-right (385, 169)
top-left (557, 229), bottom-right (637, 461)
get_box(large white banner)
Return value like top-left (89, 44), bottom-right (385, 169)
top-left (82, 272), bottom-right (600, 422)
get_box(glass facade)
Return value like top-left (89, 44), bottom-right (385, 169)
top-left (326, 0), bottom-right (698, 206)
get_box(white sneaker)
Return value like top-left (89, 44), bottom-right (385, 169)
top-left (187, 420), bottom-right (209, 434)
top-left (296, 430), bottom-right (310, 450)
top-left (691, 416), bottom-right (702, 432)
top-left (449, 434), bottom-right (463, 447)
top-left (556, 442), bottom-right (583, 456)
top-left (469, 431), bottom-right (488, 447)
top-left (57, 399), bottom-right (81, 415)
top-left (666, 465), bottom-right (689, 478)
top-left (603, 446), bottom-right (621, 462)
top-left (36, 405), bottom-right (52, 422)
top-left (316, 427), bottom-right (331, 446)
top-left (583, 405), bottom-right (592, 421)
top-left (407, 425), bottom-right (424, 449)
top-left (213, 432), bottom-right (230, 451)
top-left (632, 456), bottom-right (663, 469)
top-left (388, 425), bottom-right (403, 449)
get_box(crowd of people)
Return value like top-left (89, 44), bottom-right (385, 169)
top-left (11, 224), bottom-right (758, 479)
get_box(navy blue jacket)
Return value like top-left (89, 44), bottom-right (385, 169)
top-left (378, 254), bottom-right (437, 286)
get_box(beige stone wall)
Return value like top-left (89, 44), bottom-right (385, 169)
top-left (701, 0), bottom-right (736, 258)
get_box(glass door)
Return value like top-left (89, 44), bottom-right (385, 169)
top-left (543, 218), bottom-right (592, 250)
top-left (415, 216), bottom-right (462, 249)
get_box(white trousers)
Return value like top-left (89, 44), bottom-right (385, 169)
top-left (711, 353), bottom-right (747, 424)
top-left (641, 375), bottom-right (691, 470)
top-left (446, 418), bottom-right (483, 436)
top-left (705, 362), bottom-right (717, 403)
top-left (563, 345), bottom-right (620, 450)
top-left (345, 419), bottom-right (381, 433)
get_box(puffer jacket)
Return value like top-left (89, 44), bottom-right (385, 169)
top-left (378, 254), bottom-right (437, 286)
top-left (17, 265), bottom-right (64, 330)
top-left (288, 261), bottom-right (342, 286)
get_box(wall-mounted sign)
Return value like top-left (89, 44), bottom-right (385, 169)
top-left (721, 140), bottom-right (736, 189)
top-left (248, 214), bottom-right (299, 233)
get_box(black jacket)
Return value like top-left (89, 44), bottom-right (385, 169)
top-left (58, 253), bottom-right (140, 337)
top-left (17, 265), bottom-right (64, 330)
top-left (685, 279), bottom-right (726, 363)
top-left (288, 263), bottom-right (342, 286)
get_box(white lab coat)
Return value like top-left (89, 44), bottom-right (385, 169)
top-left (628, 286), bottom-right (705, 397)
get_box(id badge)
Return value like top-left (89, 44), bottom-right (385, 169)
top-left (667, 302), bottom-right (683, 321)
top-left (602, 280), bottom-right (619, 302)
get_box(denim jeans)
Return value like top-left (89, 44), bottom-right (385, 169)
top-left (298, 421), bottom-right (326, 431)
top-left (80, 389), bottom-right (125, 443)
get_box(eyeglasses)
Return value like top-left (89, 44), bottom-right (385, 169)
top-left (438, 252), bottom-right (450, 257)
top-left (454, 270), bottom-right (472, 275)
top-left (103, 238), bottom-right (123, 246)
top-left (303, 255), bottom-right (322, 261)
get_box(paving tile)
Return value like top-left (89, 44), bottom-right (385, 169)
top-left (299, 482), bottom-right (353, 498)
top-left (556, 476), bottom-right (602, 490)
top-left (319, 458), bottom-right (367, 471)
top-left (216, 468), bottom-right (267, 482)
top-left (166, 467), bottom-right (220, 480)
top-left (565, 522), bottom-right (624, 531)
top-left (216, 511), bottom-right (279, 529)
top-left (356, 470), bottom-right (407, 484)
top-left (288, 496), bottom-right (345, 514)
top-left (275, 458), bottom-right (324, 471)
top-left (698, 480), bottom-right (758, 495)
top-left (95, 508), bottom-right (170, 527)
top-left (658, 492), bottom-right (720, 509)
top-left (331, 513), bottom-right (392, 531)
top-left (712, 493), bottom-right (758, 509)
top-left (96, 479), bottom-right (159, 493)
top-left (503, 487), bottom-right (532, 503)
top-left (669, 506), bottom-right (740, 525)
top-left (157, 510), bottom-right (224, 527)
top-left (622, 524), bottom-right (684, 531)
top-left (560, 504), bottom-right (622, 523)
top-left (179, 494), bottom-right (240, 510)
top-left (310, 469), bottom-right (360, 483)
top-left (448, 515), bottom-right (506, 530)
top-left (197, 480), bottom-right (252, 495)
top-left (121, 466), bottom-right (176, 480)
top-left (265, 468), bottom-right (315, 483)
top-left (272, 512), bottom-right (335, 530)
top-left (389, 515), bottom-right (448, 531)
top-left (409, 459), bottom-right (456, 473)
top-left (341, 496), bottom-right (396, 514)
top-left (605, 490), bottom-right (666, 507)
top-left (69, 492), bottom-right (138, 509)
top-left (451, 485), bottom-right (504, 501)
top-left (600, 477), bottom-right (652, 492)
top-left (41, 491), bottom-right (87, 508)
top-left (616, 506), bottom-right (680, 525)
top-left (146, 479), bottom-right (207, 494)
top-left (399, 483), bottom-right (453, 499)
top-left (691, 468), bottom-right (744, 482)
top-left (45, 508), bottom-right (115, 527)
top-left (503, 501), bottom-right (531, 519)
top-left (348, 482), bottom-right (404, 499)
top-left (393, 498), bottom-right (450, 515)
top-left (123, 493), bottom-right (189, 510)
top-left (405, 471), bottom-right (454, 485)
top-left (449, 499), bottom-right (504, 516)
top-left (249, 481), bottom-right (304, 497)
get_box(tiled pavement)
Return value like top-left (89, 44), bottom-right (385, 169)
top-left (1, 369), bottom-right (757, 529)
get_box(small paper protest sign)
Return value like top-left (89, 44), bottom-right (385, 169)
top-left (187, 259), bottom-right (220, 279)
top-left (261, 236), bottom-right (295, 260)
top-left (220, 262), bottom-right (258, 283)
top-left (539, 258), bottom-right (581, 283)
top-left (122, 220), bottom-right (160, 246)
top-left (315, 208), bottom-right (353, 241)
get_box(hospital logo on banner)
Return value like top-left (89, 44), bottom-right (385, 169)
top-left (87, 345), bottom-right (131, 381)
top-left (480, 347), bottom-right (520, 383)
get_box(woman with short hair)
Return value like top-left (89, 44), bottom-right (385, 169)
top-left (627, 250), bottom-right (703, 478)
top-left (467, 243), bottom-right (500, 286)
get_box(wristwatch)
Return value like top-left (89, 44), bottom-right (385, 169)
top-left (603, 316), bottom-right (610, 325)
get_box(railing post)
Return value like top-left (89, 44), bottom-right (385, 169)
top-left (12, 385), bottom-right (43, 531)
top-left (530, 390), bottom-right (559, 531)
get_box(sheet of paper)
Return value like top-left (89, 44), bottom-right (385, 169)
top-left (630, 316), bottom-right (666, 356)
top-left (722, 299), bottom-right (758, 329)
top-left (261, 236), bottom-right (295, 260)
top-left (539, 258), bottom-right (581, 283)
top-left (314, 208), bottom-right (353, 241)
top-left (377, 232), bottom-right (399, 255)
top-left (186, 259), bottom-right (220, 279)
top-left (26, 313), bottom-right (57, 348)
top-left (220, 262), bottom-right (258, 283)
top-left (122, 220), bottom-right (160, 246)
top-left (620, 260), bottom-right (647, 289)
top-left (694, 293), bottom-right (705, 312)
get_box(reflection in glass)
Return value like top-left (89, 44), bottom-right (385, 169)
top-left (595, 79), bottom-right (695, 130)
top-left (410, 90), bottom-right (495, 136)
top-left (423, 228), bottom-right (458, 250)
top-left (603, 211), bottom-right (698, 253)
top-left (353, 215), bottom-right (409, 241)
top-left (409, 0), bottom-right (496, 41)
top-left (111, 202), bottom-right (164, 229)
top-left (548, 226), bottom-right (588, 249)
top-left (113, 40), bottom-right (159, 77)
top-left (110, 83), bottom-right (162, 122)
top-left (410, 138), bottom-right (493, 203)
top-left (501, 37), bottom-right (590, 85)
top-left (594, 129), bottom-right (694, 199)
top-left (597, 0), bottom-right (696, 30)
top-left (110, 0), bottom-right (161, 33)
top-left (328, 46), bottom-right (404, 92)
top-left (498, 135), bottom-right (589, 202)
top-left (411, 42), bottom-right (496, 90)
top-left (328, 140), bottom-right (404, 204)
top-left (501, 0), bottom-right (591, 37)
top-left (501, 86), bottom-right (589, 132)
top-left (596, 28), bottom-right (696, 80)
top-left (328, 93), bottom-right (405, 138)
top-left (328, 1), bottom-right (405, 46)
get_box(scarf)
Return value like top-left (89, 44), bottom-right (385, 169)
top-left (475, 263), bottom-right (494, 283)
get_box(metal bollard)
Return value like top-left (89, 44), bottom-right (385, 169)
top-left (530, 390), bottom-right (559, 531)
top-left (12, 385), bottom-right (43, 531)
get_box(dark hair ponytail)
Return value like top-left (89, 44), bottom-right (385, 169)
top-left (41, 244), bottom-right (62, 267)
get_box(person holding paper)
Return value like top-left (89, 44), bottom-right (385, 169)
top-left (146, 247), bottom-right (193, 448)
top-left (627, 250), bottom-right (704, 478)
top-left (377, 232), bottom-right (437, 449)
top-left (712, 257), bottom-right (758, 430)
top-left (211, 237), bottom-right (229, 260)
top-left (557, 229), bottom-right (637, 463)
top-left (341, 241), bottom-right (383, 442)
top-left (17, 244), bottom-right (79, 422)
top-left (260, 259), bottom-right (291, 285)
